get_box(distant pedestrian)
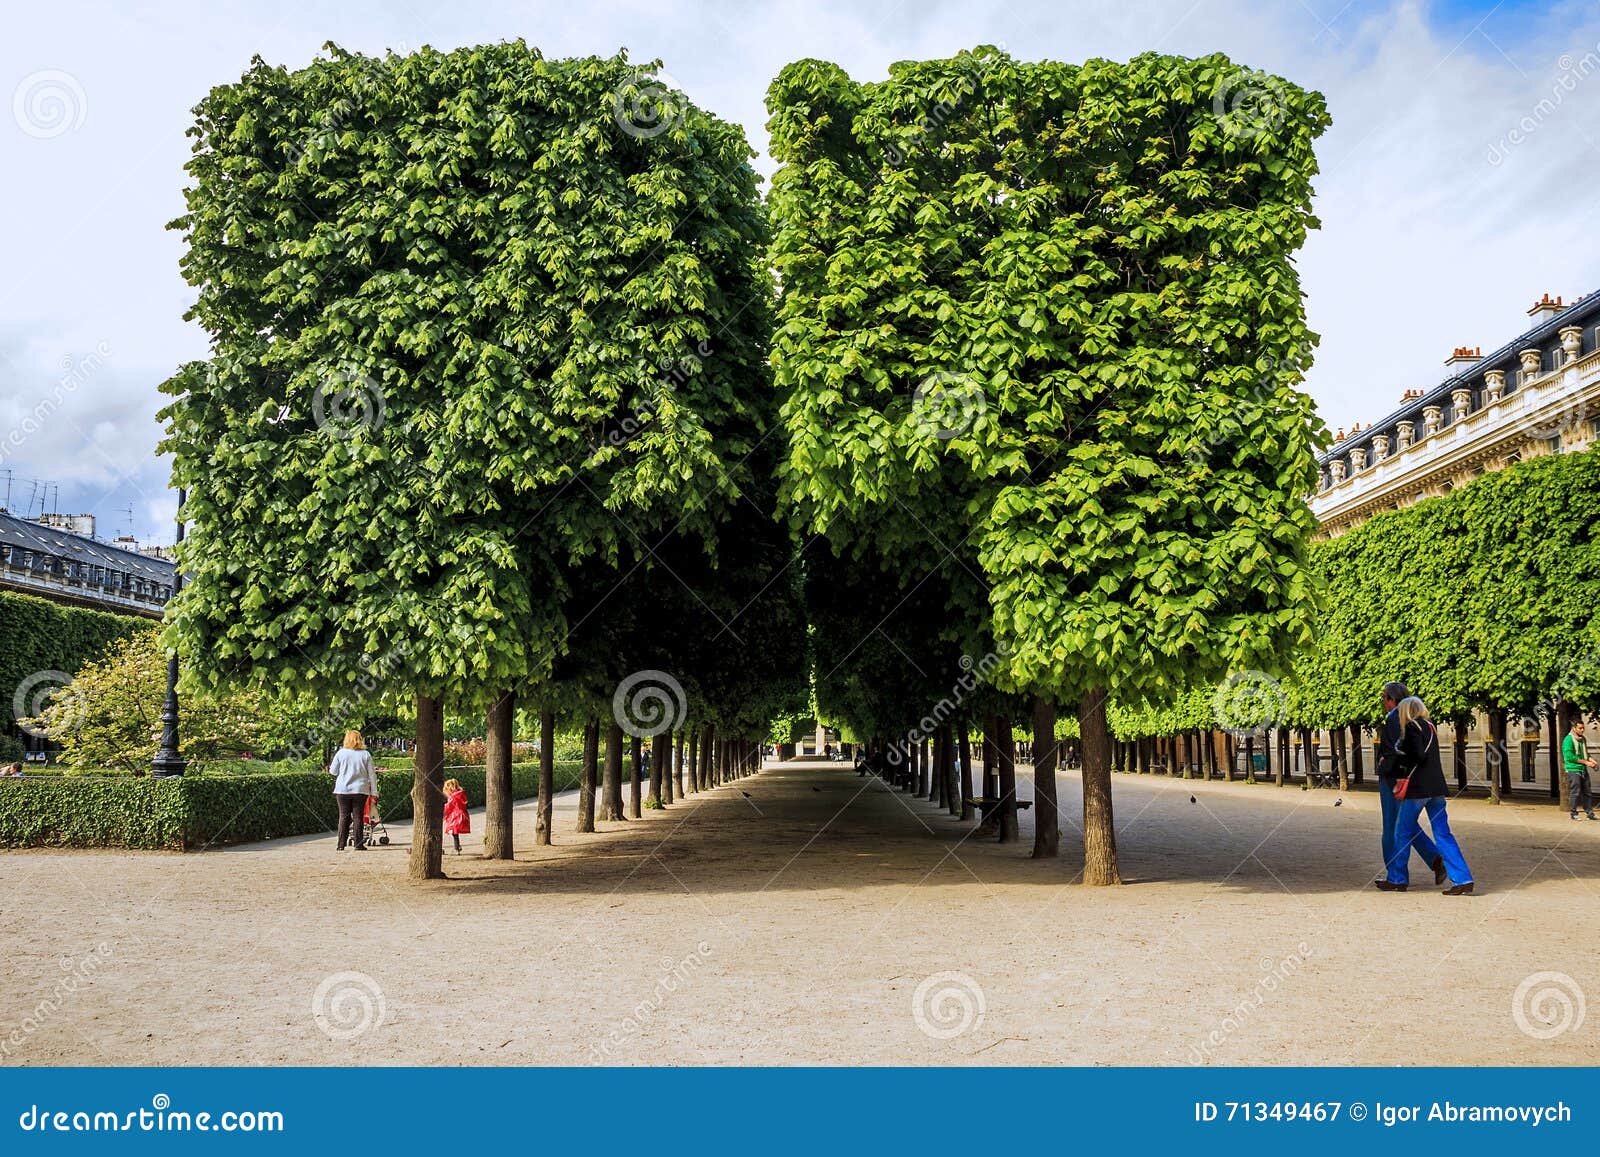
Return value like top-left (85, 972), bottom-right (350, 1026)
top-left (1376, 696), bottom-right (1474, 895)
top-left (443, 777), bottom-right (470, 854)
top-left (328, 730), bottom-right (378, 852)
top-left (1561, 718), bottom-right (1597, 821)
top-left (1375, 681), bottom-right (1444, 886)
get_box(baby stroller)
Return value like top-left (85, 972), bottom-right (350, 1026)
top-left (363, 797), bottom-right (391, 846)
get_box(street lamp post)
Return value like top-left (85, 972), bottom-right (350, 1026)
top-left (150, 487), bottom-right (186, 778)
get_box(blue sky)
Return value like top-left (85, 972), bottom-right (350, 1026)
top-left (3, 0), bottom-right (1599, 545)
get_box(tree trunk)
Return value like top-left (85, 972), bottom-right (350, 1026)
top-left (599, 720), bottom-right (624, 822)
top-left (981, 719), bottom-right (999, 805)
top-left (686, 730), bottom-right (698, 795)
top-left (483, 689), bottom-right (515, 859)
top-left (1549, 706), bottom-right (1562, 804)
top-left (1453, 717), bottom-right (1468, 793)
top-left (958, 728), bottom-right (975, 821)
top-left (650, 732), bottom-right (666, 806)
top-left (630, 733), bottom-right (643, 818)
top-left (700, 724), bottom-right (715, 792)
top-left (1488, 709), bottom-right (1505, 804)
top-left (1335, 726), bottom-right (1349, 793)
top-left (537, 709), bottom-right (554, 845)
top-left (662, 731), bottom-right (676, 804)
top-left (1274, 728), bottom-right (1286, 787)
top-left (1557, 701), bottom-right (1576, 810)
top-left (940, 729), bottom-right (953, 819)
top-left (410, 694), bottom-right (446, 880)
top-left (576, 719), bottom-right (598, 833)
top-left (1350, 722), bottom-right (1364, 785)
top-left (1031, 696), bottom-right (1059, 859)
top-left (997, 718), bottom-right (1019, 844)
top-left (1078, 686), bottom-right (1120, 885)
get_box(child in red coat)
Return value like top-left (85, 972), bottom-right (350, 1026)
top-left (443, 777), bottom-right (470, 854)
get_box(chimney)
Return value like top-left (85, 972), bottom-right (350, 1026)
top-left (1444, 346), bottom-right (1481, 367)
top-left (1528, 293), bottom-right (1566, 322)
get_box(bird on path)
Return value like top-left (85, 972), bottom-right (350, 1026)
top-left (1334, 799), bottom-right (1343, 807)
top-left (811, 787), bottom-right (820, 792)
top-left (1189, 795), bottom-right (1196, 804)
top-left (741, 791), bottom-right (751, 798)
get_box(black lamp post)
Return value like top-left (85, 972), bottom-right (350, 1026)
top-left (150, 487), bottom-right (186, 778)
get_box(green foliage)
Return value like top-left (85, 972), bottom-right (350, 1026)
top-left (0, 760), bottom-right (583, 849)
top-left (160, 41), bottom-right (772, 711)
top-left (0, 591), bottom-right (146, 739)
top-left (30, 629), bottom-right (320, 773)
top-left (769, 48), bottom-right (1330, 711)
top-left (1291, 448), bottom-right (1600, 725)
top-left (1109, 448), bottom-right (1600, 736)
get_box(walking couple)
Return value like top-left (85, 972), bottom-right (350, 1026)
top-left (1373, 682), bottom-right (1475, 896)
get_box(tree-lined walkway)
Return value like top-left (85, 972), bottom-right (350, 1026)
top-left (3, 761), bottom-right (1596, 1066)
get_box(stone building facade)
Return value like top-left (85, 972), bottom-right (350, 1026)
top-left (1312, 292), bottom-right (1600, 537)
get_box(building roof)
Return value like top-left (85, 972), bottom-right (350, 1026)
top-left (0, 509), bottom-right (175, 583)
top-left (1320, 291), bottom-right (1600, 465)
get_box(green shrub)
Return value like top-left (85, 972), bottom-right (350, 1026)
top-left (0, 760), bottom-right (585, 850)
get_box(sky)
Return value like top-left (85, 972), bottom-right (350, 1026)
top-left (3, 0), bottom-right (1599, 546)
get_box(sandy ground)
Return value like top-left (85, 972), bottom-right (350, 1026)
top-left (1, 760), bottom-right (1597, 1066)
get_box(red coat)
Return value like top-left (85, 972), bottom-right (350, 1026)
top-left (443, 789), bottom-right (470, 835)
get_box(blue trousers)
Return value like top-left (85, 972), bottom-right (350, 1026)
top-left (1387, 797), bottom-right (1472, 886)
top-left (1380, 774), bottom-right (1438, 872)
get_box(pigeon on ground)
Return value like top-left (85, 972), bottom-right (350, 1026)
top-left (1189, 795), bottom-right (1196, 804)
top-left (1334, 799), bottom-right (1343, 807)
top-left (811, 787), bottom-right (820, 792)
top-left (741, 791), bottom-right (751, 798)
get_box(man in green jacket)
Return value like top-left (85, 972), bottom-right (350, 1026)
top-left (1561, 718), bottom-right (1597, 820)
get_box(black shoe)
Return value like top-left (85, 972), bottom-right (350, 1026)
top-left (1373, 879), bottom-right (1407, 892)
top-left (1587, 813), bottom-right (1598, 821)
top-left (1432, 855), bottom-right (1447, 886)
top-left (1443, 882), bottom-right (1474, 895)
top-left (352, 844), bottom-right (366, 851)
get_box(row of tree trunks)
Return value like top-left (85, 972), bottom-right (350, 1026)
top-left (412, 701), bottom-right (774, 878)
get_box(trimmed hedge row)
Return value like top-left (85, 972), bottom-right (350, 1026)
top-left (0, 760), bottom-right (585, 851)
top-left (1, 590), bottom-right (149, 725)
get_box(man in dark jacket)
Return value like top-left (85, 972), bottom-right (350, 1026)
top-left (1376, 682), bottom-right (1444, 887)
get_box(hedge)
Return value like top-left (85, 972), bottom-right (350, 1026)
top-left (1, 590), bottom-right (148, 734)
top-left (0, 760), bottom-right (585, 850)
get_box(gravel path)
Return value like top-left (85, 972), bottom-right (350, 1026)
top-left (2, 761), bottom-right (1596, 1065)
